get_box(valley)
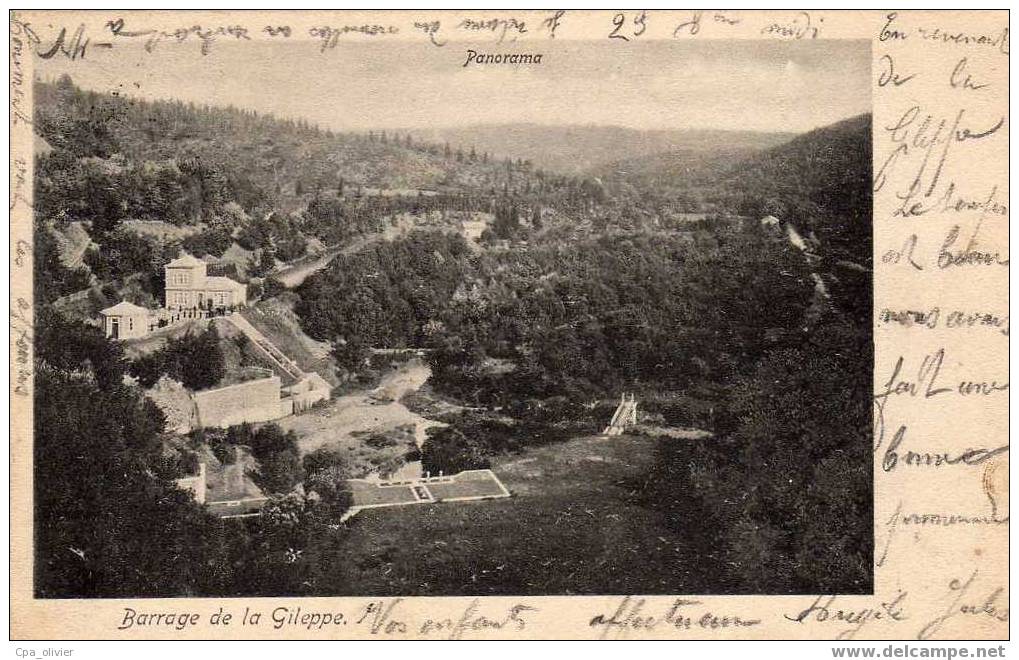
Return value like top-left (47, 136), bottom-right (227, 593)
top-left (32, 74), bottom-right (873, 599)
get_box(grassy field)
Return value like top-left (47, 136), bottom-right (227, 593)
top-left (318, 433), bottom-right (727, 596)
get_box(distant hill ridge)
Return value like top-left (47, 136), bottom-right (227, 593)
top-left (602, 114), bottom-right (871, 233)
top-left (405, 123), bottom-right (796, 175)
top-left (712, 113), bottom-right (872, 262)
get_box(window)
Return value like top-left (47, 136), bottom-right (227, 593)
top-left (128, 318), bottom-right (134, 331)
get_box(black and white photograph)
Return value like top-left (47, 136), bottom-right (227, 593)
top-left (29, 33), bottom-right (873, 601)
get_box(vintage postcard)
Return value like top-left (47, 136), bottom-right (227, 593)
top-left (9, 9), bottom-right (1008, 641)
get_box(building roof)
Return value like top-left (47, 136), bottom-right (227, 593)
top-left (165, 252), bottom-right (205, 268)
top-left (205, 276), bottom-right (246, 292)
top-left (99, 300), bottom-right (151, 316)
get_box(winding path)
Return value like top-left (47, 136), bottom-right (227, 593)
top-left (273, 223), bottom-right (409, 289)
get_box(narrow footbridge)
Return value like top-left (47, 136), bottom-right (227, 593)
top-left (603, 393), bottom-right (638, 436)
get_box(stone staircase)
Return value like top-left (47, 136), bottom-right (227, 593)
top-left (224, 313), bottom-right (304, 382)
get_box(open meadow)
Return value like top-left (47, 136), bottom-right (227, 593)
top-left (322, 433), bottom-right (729, 596)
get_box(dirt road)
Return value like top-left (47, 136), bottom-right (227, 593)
top-left (273, 223), bottom-right (414, 289)
top-left (274, 359), bottom-right (445, 479)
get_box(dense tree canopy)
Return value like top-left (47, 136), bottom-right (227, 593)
top-left (299, 223), bottom-right (816, 405)
top-left (34, 314), bottom-right (238, 597)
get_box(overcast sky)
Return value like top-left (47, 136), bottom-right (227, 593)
top-left (36, 39), bottom-right (870, 134)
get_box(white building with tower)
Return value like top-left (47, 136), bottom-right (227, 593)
top-left (164, 252), bottom-right (247, 310)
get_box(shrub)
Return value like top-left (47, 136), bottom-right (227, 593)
top-left (129, 352), bottom-right (165, 388)
top-left (421, 427), bottom-right (489, 475)
top-left (302, 447), bottom-right (347, 476)
top-left (301, 448), bottom-right (352, 516)
top-left (257, 448), bottom-right (302, 495)
top-left (182, 227), bottom-right (232, 258)
top-left (364, 433), bottom-right (397, 449)
top-left (248, 423), bottom-right (298, 461)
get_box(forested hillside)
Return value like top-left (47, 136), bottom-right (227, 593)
top-left (602, 114), bottom-right (872, 322)
top-left (604, 114), bottom-right (872, 263)
top-left (34, 76), bottom-right (554, 213)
